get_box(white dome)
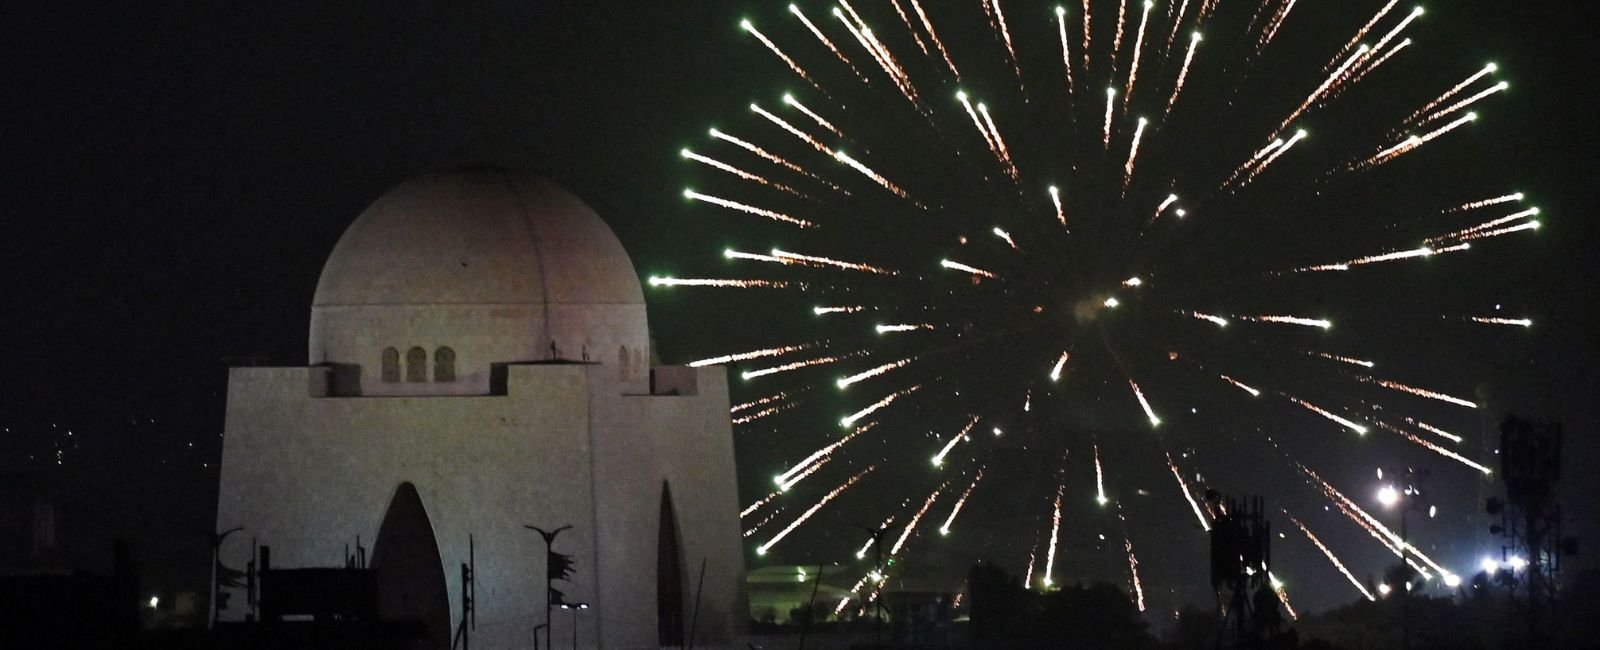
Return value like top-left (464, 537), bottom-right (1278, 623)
top-left (310, 170), bottom-right (650, 396)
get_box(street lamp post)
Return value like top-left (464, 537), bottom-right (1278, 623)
top-left (855, 524), bottom-right (888, 645)
top-left (1378, 468), bottom-right (1429, 650)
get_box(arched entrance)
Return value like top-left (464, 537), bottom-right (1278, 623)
top-left (371, 482), bottom-right (450, 650)
top-left (658, 481), bottom-right (687, 647)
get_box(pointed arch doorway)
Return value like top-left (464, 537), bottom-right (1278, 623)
top-left (658, 481), bottom-right (687, 647)
top-left (372, 482), bottom-right (451, 650)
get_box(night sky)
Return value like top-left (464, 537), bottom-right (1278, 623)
top-left (4, 0), bottom-right (1599, 618)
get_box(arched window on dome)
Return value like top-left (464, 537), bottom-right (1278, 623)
top-left (619, 345), bottom-right (630, 381)
top-left (381, 347), bottom-right (400, 383)
top-left (405, 347), bottom-right (428, 383)
top-left (433, 347), bottom-right (456, 383)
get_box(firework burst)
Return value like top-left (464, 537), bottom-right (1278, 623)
top-left (667, 0), bottom-right (1538, 612)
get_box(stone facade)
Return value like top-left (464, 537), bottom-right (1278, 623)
top-left (215, 171), bottom-right (745, 649)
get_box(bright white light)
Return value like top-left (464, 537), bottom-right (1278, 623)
top-left (1508, 556), bottom-right (1528, 571)
top-left (1104, 297), bottom-right (1121, 308)
top-left (148, 596), bottom-right (160, 609)
top-left (1378, 583), bottom-right (1393, 596)
top-left (1377, 485), bottom-right (1400, 507)
top-left (1481, 557), bottom-right (1499, 574)
top-left (1444, 574), bottom-right (1462, 587)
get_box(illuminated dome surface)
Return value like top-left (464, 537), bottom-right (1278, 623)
top-left (310, 170), bottom-right (649, 394)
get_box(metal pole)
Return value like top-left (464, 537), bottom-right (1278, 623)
top-left (796, 564), bottom-right (825, 650)
top-left (686, 559), bottom-right (708, 650)
top-left (1400, 502), bottom-right (1410, 650)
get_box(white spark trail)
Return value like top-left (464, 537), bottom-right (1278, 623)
top-left (1348, 38), bottom-right (1412, 89)
top-left (1123, 533), bottom-right (1146, 612)
top-left (775, 423), bottom-right (874, 491)
top-left (977, 102), bottom-right (1018, 179)
top-left (683, 190), bottom-right (816, 228)
top-left (743, 355), bottom-right (848, 379)
top-left (1050, 186), bottom-right (1068, 227)
top-left (1093, 444), bottom-right (1108, 505)
top-left (1275, 45), bottom-right (1369, 137)
top-left (1447, 193), bottom-right (1522, 213)
top-left (758, 466), bottom-right (876, 555)
top-left (1188, 311), bottom-right (1229, 327)
top-left (1220, 375), bottom-right (1262, 397)
top-left (1361, 377), bottom-right (1478, 408)
top-left (783, 94), bottom-right (843, 137)
top-left (1469, 316), bottom-right (1533, 328)
top-left (837, 357), bottom-right (915, 388)
top-left (941, 259), bottom-right (999, 279)
top-left (932, 416), bottom-right (981, 467)
top-left (1129, 379), bottom-right (1161, 427)
top-left (1167, 453), bottom-right (1212, 531)
top-left (1426, 208), bottom-right (1539, 245)
top-left (1408, 63), bottom-right (1499, 123)
top-left (835, 151), bottom-right (911, 198)
top-left (1406, 417), bottom-right (1465, 443)
top-left (841, 385), bottom-right (922, 427)
top-left (1374, 420), bottom-right (1493, 474)
top-left (682, 149), bottom-right (802, 196)
top-left (709, 128), bottom-right (832, 187)
top-left (1043, 480), bottom-right (1066, 587)
top-left (1103, 88), bottom-right (1117, 148)
top-left (875, 323), bottom-right (935, 334)
top-left (1311, 352), bottom-right (1376, 368)
top-left (814, 306), bottom-right (866, 315)
top-left (909, 0), bottom-right (960, 79)
top-left (1290, 516), bottom-right (1376, 601)
top-left (789, 4), bottom-right (857, 73)
top-left (742, 489), bottom-right (782, 518)
top-left (1418, 82), bottom-right (1509, 127)
top-left (1056, 7), bottom-right (1075, 98)
top-left (1258, 0), bottom-right (1299, 51)
top-left (742, 19), bottom-right (818, 88)
top-left (1242, 129), bottom-right (1307, 186)
top-left (990, 0), bottom-right (1023, 86)
top-left (1325, 0), bottom-right (1399, 74)
top-left (1123, 117), bottom-right (1150, 192)
top-left (692, 344), bottom-right (813, 368)
top-left (1165, 32), bottom-right (1202, 118)
top-left (650, 276), bottom-right (793, 289)
top-left (773, 249), bottom-right (899, 275)
top-left (752, 102), bottom-right (833, 155)
top-left (889, 0), bottom-right (929, 56)
top-left (993, 227), bottom-right (1018, 249)
top-left (889, 483), bottom-right (946, 556)
top-left (939, 470), bottom-right (985, 535)
top-left (1238, 315), bottom-right (1331, 329)
top-left (1123, 1), bottom-right (1154, 109)
top-left (1050, 351), bottom-right (1072, 381)
top-left (1287, 396), bottom-right (1368, 435)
